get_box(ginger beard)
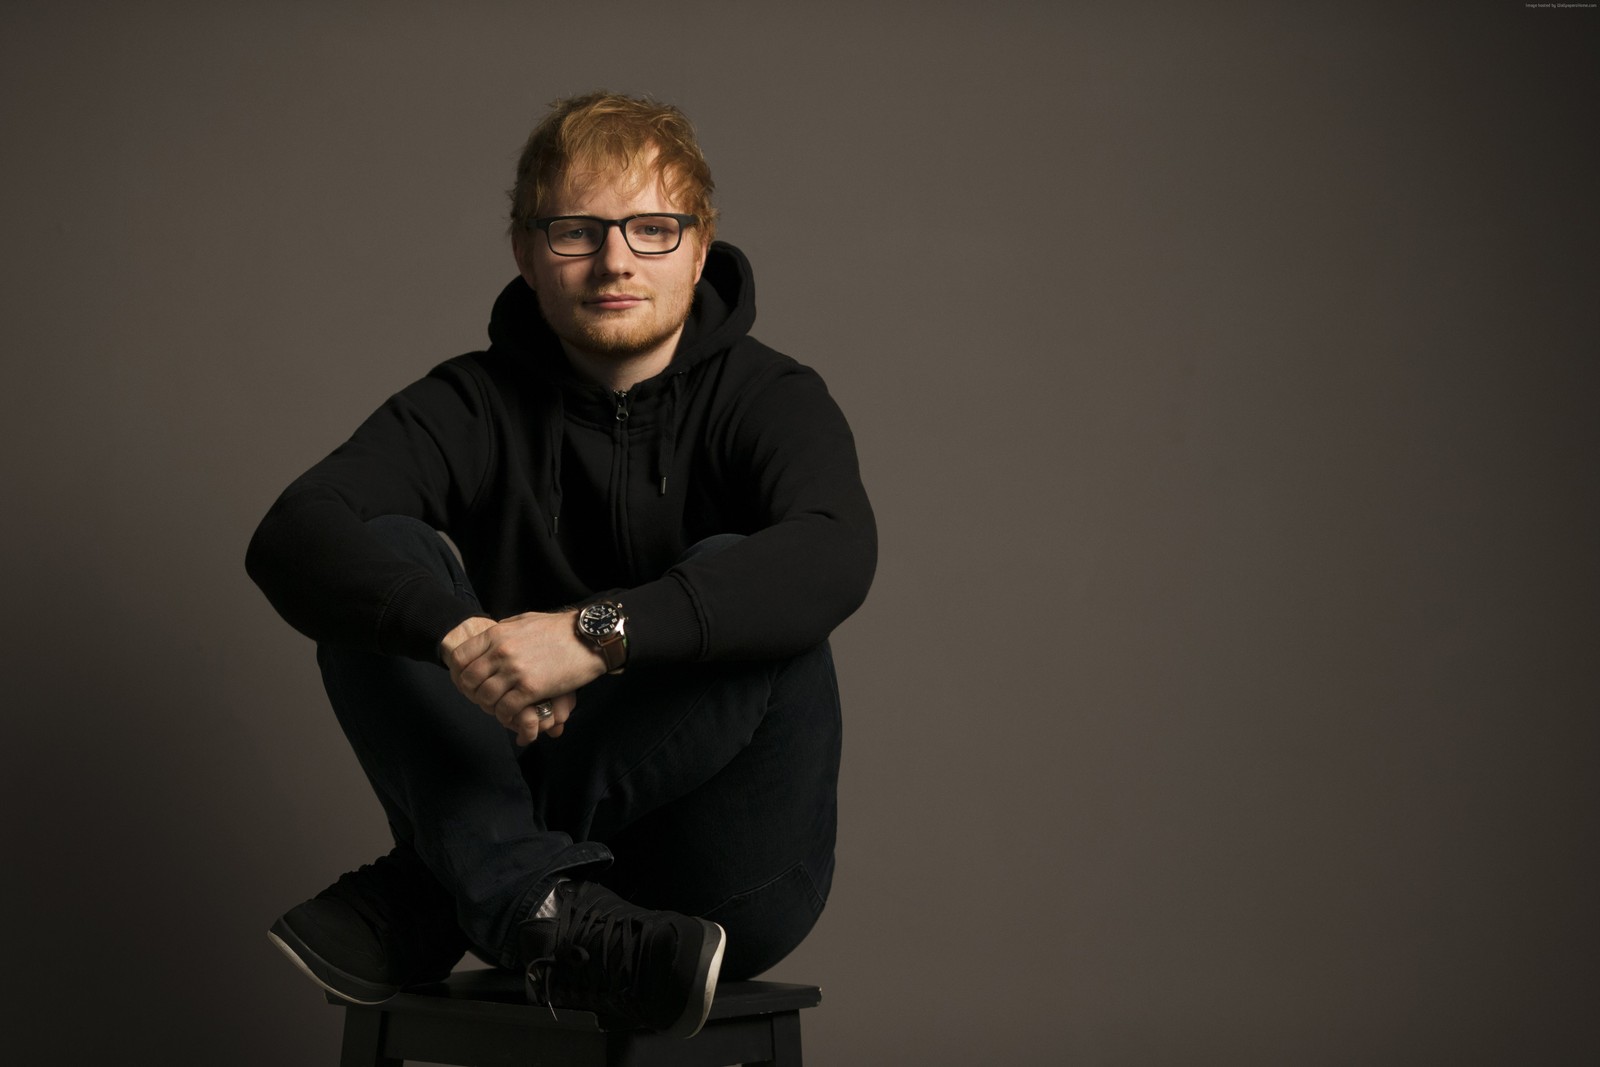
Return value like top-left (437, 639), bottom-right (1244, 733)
top-left (541, 270), bottom-right (696, 360)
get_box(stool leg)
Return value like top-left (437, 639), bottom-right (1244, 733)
top-left (745, 1010), bottom-right (803, 1067)
top-left (340, 1005), bottom-right (402, 1067)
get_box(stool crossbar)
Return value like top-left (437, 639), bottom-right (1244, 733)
top-left (331, 969), bottom-right (821, 1067)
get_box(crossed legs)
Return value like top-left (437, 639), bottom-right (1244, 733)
top-left (308, 516), bottom-right (841, 979)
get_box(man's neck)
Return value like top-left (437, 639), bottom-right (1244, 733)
top-left (560, 330), bottom-right (683, 393)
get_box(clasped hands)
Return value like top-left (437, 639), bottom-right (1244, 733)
top-left (440, 610), bottom-right (608, 746)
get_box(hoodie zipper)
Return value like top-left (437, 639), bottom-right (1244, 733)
top-left (610, 389), bottom-right (633, 569)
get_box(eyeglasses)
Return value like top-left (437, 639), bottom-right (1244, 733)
top-left (527, 213), bottom-right (699, 256)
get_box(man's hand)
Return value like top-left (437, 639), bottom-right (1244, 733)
top-left (440, 611), bottom-right (608, 745)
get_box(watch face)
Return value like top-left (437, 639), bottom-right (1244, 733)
top-left (579, 601), bottom-right (621, 638)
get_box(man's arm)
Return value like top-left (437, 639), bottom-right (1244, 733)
top-left (620, 354), bottom-right (877, 666)
top-left (245, 362), bottom-right (496, 661)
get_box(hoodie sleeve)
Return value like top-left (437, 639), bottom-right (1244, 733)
top-left (620, 359), bottom-right (877, 664)
top-left (245, 360), bottom-right (496, 662)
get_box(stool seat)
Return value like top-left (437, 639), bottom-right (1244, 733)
top-left (333, 968), bottom-right (821, 1066)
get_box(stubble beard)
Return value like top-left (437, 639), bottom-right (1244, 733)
top-left (543, 286), bottom-right (695, 361)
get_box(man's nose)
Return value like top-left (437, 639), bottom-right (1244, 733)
top-left (593, 224), bottom-right (635, 274)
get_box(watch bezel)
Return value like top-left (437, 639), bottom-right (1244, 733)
top-left (577, 600), bottom-right (623, 639)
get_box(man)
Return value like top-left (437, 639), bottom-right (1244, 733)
top-left (246, 91), bottom-right (875, 1038)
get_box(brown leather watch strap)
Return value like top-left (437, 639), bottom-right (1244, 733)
top-left (594, 628), bottom-right (627, 673)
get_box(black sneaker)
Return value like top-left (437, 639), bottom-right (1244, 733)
top-left (267, 848), bottom-right (468, 1004)
top-left (520, 882), bottom-right (726, 1038)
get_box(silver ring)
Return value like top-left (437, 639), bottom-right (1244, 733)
top-left (533, 701), bottom-right (555, 720)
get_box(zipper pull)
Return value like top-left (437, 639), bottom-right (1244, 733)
top-left (614, 390), bottom-right (632, 422)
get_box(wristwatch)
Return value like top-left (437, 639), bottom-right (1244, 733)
top-left (576, 600), bottom-right (628, 674)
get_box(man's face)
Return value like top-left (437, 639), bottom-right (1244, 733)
top-left (514, 159), bottom-right (707, 377)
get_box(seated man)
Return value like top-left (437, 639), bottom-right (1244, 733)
top-left (246, 91), bottom-right (876, 1038)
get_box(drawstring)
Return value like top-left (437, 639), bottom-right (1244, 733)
top-left (542, 369), bottom-right (676, 534)
top-left (656, 374), bottom-right (682, 496)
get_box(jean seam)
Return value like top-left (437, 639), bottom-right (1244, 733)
top-left (703, 859), bottom-right (824, 920)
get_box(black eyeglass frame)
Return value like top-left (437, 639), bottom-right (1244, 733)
top-left (526, 213), bottom-right (700, 256)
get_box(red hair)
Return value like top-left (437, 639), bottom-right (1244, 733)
top-left (509, 91), bottom-right (718, 243)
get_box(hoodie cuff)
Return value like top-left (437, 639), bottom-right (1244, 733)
top-left (376, 572), bottom-right (482, 663)
top-left (618, 573), bottom-right (705, 667)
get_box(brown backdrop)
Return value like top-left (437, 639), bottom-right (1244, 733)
top-left (3, 2), bottom-right (1596, 1063)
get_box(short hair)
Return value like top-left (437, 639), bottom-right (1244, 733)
top-left (509, 91), bottom-right (718, 244)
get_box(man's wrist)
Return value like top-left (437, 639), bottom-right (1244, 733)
top-left (575, 600), bottom-right (629, 674)
top-left (439, 615), bottom-right (494, 664)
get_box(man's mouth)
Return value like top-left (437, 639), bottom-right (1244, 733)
top-left (585, 292), bottom-right (647, 310)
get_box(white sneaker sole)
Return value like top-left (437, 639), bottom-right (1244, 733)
top-left (671, 919), bottom-right (727, 1039)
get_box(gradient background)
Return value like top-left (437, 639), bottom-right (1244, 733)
top-left (3, 2), bottom-right (1596, 1064)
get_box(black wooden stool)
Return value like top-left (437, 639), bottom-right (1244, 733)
top-left (332, 968), bottom-right (821, 1066)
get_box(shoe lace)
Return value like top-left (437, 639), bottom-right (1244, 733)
top-left (528, 891), bottom-right (648, 1023)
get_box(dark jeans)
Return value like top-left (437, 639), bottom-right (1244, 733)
top-left (316, 516), bottom-right (841, 980)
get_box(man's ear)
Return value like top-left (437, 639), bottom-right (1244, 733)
top-left (692, 234), bottom-right (708, 285)
top-left (511, 229), bottom-right (536, 289)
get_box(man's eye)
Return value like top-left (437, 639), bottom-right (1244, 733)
top-left (556, 227), bottom-right (591, 242)
top-left (635, 225), bottom-right (664, 237)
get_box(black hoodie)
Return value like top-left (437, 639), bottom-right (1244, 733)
top-left (246, 242), bottom-right (877, 667)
